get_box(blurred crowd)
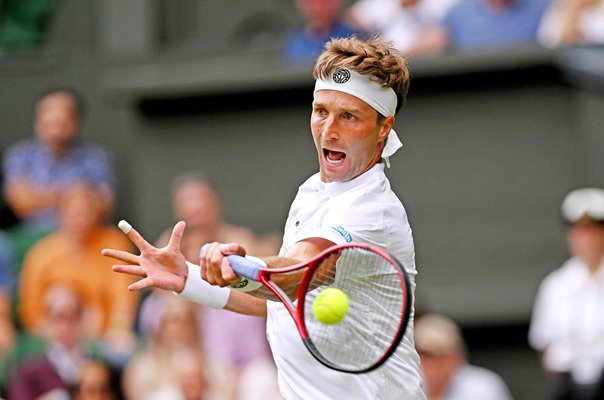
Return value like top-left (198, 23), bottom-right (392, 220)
top-left (1, 0), bottom-right (604, 62)
top-left (1, 83), bottom-right (603, 400)
top-left (1, 1), bottom-right (604, 399)
top-left (283, 0), bottom-right (604, 64)
top-left (0, 88), bottom-right (283, 399)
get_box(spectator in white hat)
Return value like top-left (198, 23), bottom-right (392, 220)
top-left (529, 188), bottom-right (604, 400)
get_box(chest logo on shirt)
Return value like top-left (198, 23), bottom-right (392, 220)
top-left (332, 226), bottom-right (353, 243)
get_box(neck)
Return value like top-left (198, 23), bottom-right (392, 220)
top-left (62, 227), bottom-right (95, 247)
top-left (50, 143), bottom-right (71, 158)
top-left (427, 382), bottom-right (450, 400)
top-left (585, 254), bottom-right (604, 275)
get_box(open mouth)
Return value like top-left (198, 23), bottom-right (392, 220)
top-left (323, 148), bottom-right (346, 165)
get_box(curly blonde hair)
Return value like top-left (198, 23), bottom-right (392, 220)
top-left (313, 36), bottom-right (411, 114)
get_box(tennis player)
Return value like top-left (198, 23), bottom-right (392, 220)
top-left (104, 36), bottom-right (426, 399)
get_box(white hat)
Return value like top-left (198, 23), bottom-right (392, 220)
top-left (561, 188), bottom-right (604, 223)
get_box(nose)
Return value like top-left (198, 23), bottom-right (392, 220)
top-left (322, 115), bottom-right (340, 141)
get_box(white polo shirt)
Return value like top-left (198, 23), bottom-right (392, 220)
top-left (266, 163), bottom-right (425, 400)
top-left (443, 364), bottom-right (514, 400)
top-left (529, 257), bottom-right (604, 385)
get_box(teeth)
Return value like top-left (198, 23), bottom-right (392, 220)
top-left (326, 157), bottom-right (344, 165)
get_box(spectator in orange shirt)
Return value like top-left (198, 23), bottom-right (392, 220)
top-left (17, 182), bottom-right (137, 363)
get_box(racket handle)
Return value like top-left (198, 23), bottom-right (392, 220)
top-left (227, 255), bottom-right (261, 281)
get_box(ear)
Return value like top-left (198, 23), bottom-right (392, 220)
top-left (379, 116), bottom-right (395, 141)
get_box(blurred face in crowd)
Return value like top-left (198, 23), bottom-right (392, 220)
top-left (170, 348), bottom-right (208, 400)
top-left (419, 349), bottom-right (464, 396)
top-left (74, 361), bottom-right (116, 400)
top-left (567, 222), bottom-right (604, 267)
top-left (35, 92), bottom-right (81, 155)
top-left (58, 183), bottom-right (105, 240)
top-left (297, 0), bottom-right (343, 34)
top-left (401, 0), bottom-right (420, 8)
top-left (155, 297), bottom-right (199, 349)
top-left (311, 90), bottom-right (392, 183)
top-left (44, 285), bottom-right (84, 349)
top-left (172, 179), bottom-right (221, 230)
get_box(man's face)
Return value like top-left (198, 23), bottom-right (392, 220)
top-left (311, 90), bottom-right (392, 183)
top-left (419, 351), bottom-right (463, 394)
top-left (58, 184), bottom-right (104, 238)
top-left (44, 288), bottom-right (83, 348)
top-left (401, 0), bottom-right (419, 8)
top-left (34, 92), bottom-right (80, 153)
top-left (173, 180), bottom-right (221, 229)
top-left (567, 222), bottom-right (604, 264)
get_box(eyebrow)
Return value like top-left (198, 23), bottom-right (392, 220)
top-left (312, 101), bottom-right (365, 115)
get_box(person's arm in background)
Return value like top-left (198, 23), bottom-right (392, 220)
top-left (2, 143), bottom-right (59, 219)
top-left (4, 178), bottom-right (60, 220)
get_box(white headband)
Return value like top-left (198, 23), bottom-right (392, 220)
top-left (314, 68), bottom-right (403, 166)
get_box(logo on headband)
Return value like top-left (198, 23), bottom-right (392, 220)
top-left (332, 68), bottom-right (351, 84)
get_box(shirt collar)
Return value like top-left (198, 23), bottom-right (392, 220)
top-left (313, 163), bottom-right (386, 198)
top-left (567, 256), bottom-right (604, 284)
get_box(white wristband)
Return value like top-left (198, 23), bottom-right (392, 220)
top-left (174, 261), bottom-right (231, 309)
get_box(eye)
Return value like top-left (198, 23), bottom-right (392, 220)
top-left (313, 107), bottom-right (327, 117)
top-left (342, 112), bottom-right (356, 121)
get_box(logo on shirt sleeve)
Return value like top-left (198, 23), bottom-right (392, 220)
top-left (331, 226), bottom-right (353, 243)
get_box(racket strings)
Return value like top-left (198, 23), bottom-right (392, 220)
top-left (267, 267), bottom-right (310, 303)
top-left (303, 247), bottom-right (407, 371)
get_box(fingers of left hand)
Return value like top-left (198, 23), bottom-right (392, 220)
top-left (102, 249), bottom-right (139, 264)
top-left (128, 277), bottom-right (153, 292)
top-left (113, 264), bottom-right (146, 277)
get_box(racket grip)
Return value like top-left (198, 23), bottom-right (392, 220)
top-left (227, 255), bottom-right (261, 281)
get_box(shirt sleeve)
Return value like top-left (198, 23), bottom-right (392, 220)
top-left (2, 141), bottom-right (31, 185)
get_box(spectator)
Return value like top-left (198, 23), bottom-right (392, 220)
top-left (17, 182), bottom-right (137, 363)
top-left (283, 0), bottom-right (363, 64)
top-left (2, 87), bottom-right (115, 267)
top-left (529, 188), bottom-right (604, 400)
top-left (154, 171), bottom-right (270, 261)
top-left (442, 0), bottom-right (551, 52)
top-left (139, 171), bottom-right (280, 400)
top-left (537, 0), bottom-right (604, 48)
top-left (143, 345), bottom-right (210, 400)
top-left (74, 359), bottom-right (123, 400)
top-left (415, 313), bottom-right (514, 400)
top-left (347, 0), bottom-right (459, 57)
top-left (10, 283), bottom-right (106, 400)
top-left (122, 295), bottom-right (214, 399)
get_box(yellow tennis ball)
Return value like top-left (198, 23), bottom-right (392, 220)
top-left (312, 288), bottom-right (349, 325)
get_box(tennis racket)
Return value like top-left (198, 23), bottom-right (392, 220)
top-left (225, 242), bottom-right (412, 374)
